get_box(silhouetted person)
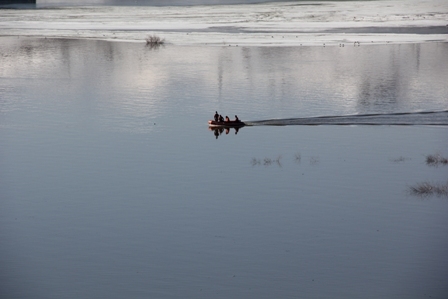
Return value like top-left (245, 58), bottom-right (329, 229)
top-left (214, 111), bottom-right (219, 122)
top-left (219, 115), bottom-right (224, 122)
top-left (235, 115), bottom-right (240, 122)
top-left (225, 116), bottom-right (230, 122)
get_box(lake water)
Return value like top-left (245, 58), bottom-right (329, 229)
top-left (1, 37), bottom-right (448, 299)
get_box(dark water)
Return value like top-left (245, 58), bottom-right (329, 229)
top-left (1, 38), bottom-right (448, 299)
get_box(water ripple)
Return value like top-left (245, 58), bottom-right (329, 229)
top-left (246, 110), bottom-right (448, 126)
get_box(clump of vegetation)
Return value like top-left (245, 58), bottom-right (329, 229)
top-left (250, 158), bottom-right (260, 166)
top-left (146, 34), bottom-right (165, 47)
top-left (425, 154), bottom-right (448, 167)
top-left (309, 156), bottom-right (319, 165)
top-left (264, 156), bottom-right (282, 166)
top-left (251, 156), bottom-right (282, 167)
top-left (408, 154), bottom-right (448, 198)
top-left (390, 156), bottom-right (410, 163)
top-left (294, 152), bottom-right (301, 163)
top-left (409, 181), bottom-right (448, 198)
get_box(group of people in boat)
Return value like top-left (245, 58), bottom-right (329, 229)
top-left (214, 111), bottom-right (240, 123)
top-left (210, 111), bottom-right (242, 139)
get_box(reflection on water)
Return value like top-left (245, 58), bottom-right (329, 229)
top-left (1, 38), bottom-right (448, 299)
top-left (209, 126), bottom-right (242, 139)
top-left (1, 38), bottom-right (448, 131)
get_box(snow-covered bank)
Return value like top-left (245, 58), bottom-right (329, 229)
top-left (0, 0), bottom-right (447, 46)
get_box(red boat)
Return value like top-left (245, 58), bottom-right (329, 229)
top-left (208, 120), bottom-right (245, 127)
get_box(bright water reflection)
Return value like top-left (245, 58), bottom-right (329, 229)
top-left (1, 38), bottom-right (448, 299)
top-left (1, 39), bottom-right (448, 130)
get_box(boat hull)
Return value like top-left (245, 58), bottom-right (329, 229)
top-left (208, 120), bottom-right (245, 127)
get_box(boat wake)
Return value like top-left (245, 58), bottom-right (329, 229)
top-left (245, 110), bottom-right (448, 127)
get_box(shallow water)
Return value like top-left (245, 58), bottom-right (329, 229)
top-left (1, 38), bottom-right (448, 299)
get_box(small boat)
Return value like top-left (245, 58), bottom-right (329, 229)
top-left (208, 120), bottom-right (245, 127)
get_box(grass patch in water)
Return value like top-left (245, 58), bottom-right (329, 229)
top-left (251, 156), bottom-right (282, 167)
top-left (425, 154), bottom-right (448, 167)
top-left (390, 156), bottom-right (410, 163)
top-left (294, 152), bottom-right (301, 163)
top-left (309, 156), bottom-right (319, 165)
top-left (409, 181), bottom-right (448, 198)
top-left (146, 35), bottom-right (165, 48)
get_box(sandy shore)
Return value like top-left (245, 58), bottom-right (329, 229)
top-left (0, 0), bottom-right (447, 46)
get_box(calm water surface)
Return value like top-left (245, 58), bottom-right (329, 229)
top-left (1, 38), bottom-right (448, 299)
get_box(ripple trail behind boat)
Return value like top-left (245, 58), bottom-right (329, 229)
top-left (244, 110), bottom-right (448, 127)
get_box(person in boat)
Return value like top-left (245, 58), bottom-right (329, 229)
top-left (214, 111), bottom-right (219, 122)
top-left (225, 116), bottom-right (230, 122)
top-left (234, 115), bottom-right (240, 122)
top-left (219, 115), bottom-right (224, 122)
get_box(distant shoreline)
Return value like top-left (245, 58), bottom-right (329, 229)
top-left (0, 0), bottom-right (34, 3)
top-left (1, 1), bottom-right (447, 46)
top-left (1, 35), bottom-right (447, 48)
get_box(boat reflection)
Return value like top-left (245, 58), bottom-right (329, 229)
top-left (209, 126), bottom-right (242, 139)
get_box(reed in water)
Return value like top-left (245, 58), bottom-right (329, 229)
top-left (425, 154), bottom-right (448, 166)
top-left (146, 34), bottom-right (165, 47)
top-left (409, 181), bottom-right (448, 198)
